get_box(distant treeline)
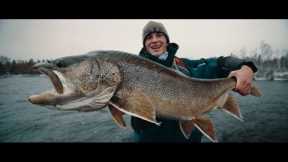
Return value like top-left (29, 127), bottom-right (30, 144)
top-left (241, 53), bottom-right (288, 79)
top-left (0, 41), bottom-right (287, 77)
top-left (231, 41), bottom-right (288, 79)
top-left (1, 54), bottom-right (288, 76)
top-left (0, 56), bottom-right (51, 75)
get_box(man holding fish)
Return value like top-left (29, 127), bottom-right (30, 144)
top-left (131, 21), bottom-right (258, 142)
top-left (28, 21), bottom-right (261, 143)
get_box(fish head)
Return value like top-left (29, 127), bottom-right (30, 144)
top-left (28, 55), bottom-right (121, 112)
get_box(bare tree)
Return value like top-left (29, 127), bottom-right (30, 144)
top-left (0, 56), bottom-right (10, 64)
top-left (259, 40), bottom-right (273, 60)
top-left (239, 46), bottom-right (247, 59)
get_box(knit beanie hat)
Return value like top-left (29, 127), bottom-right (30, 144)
top-left (142, 21), bottom-right (170, 45)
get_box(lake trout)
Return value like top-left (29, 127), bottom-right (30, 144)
top-left (28, 50), bottom-right (262, 142)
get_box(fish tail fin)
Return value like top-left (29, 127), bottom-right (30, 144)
top-left (221, 95), bottom-right (244, 122)
top-left (250, 85), bottom-right (262, 97)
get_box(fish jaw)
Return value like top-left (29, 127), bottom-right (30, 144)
top-left (28, 87), bottom-right (108, 112)
top-left (32, 62), bottom-right (65, 94)
top-left (28, 64), bottom-right (85, 109)
top-left (28, 89), bottom-right (83, 107)
top-left (28, 59), bottom-right (120, 112)
top-left (28, 91), bottom-right (59, 106)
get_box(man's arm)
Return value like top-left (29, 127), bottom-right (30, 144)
top-left (217, 56), bottom-right (257, 73)
top-left (217, 56), bottom-right (257, 96)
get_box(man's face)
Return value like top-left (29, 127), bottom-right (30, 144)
top-left (144, 32), bottom-right (168, 57)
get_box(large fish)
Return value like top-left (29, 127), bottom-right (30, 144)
top-left (28, 50), bottom-right (262, 142)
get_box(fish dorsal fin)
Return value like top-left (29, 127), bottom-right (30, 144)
top-left (221, 95), bottom-right (243, 122)
top-left (108, 91), bottom-right (160, 126)
top-left (179, 120), bottom-right (195, 139)
top-left (193, 116), bottom-right (217, 143)
top-left (108, 104), bottom-right (126, 128)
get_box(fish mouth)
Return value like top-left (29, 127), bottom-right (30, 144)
top-left (33, 63), bottom-right (64, 94)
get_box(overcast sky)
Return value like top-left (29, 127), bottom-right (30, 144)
top-left (0, 19), bottom-right (287, 60)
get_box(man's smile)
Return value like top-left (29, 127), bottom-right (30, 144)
top-left (150, 43), bottom-right (163, 50)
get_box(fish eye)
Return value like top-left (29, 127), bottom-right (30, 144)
top-left (56, 61), bottom-right (65, 67)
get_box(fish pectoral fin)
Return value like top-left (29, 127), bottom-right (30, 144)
top-left (193, 116), bottom-right (217, 143)
top-left (179, 120), bottom-right (195, 139)
top-left (125, 91), bottom-right (159, 125)
top-left (108, 103), bottom-right (126, 128)
top-left (109, 91), bottom-right (160, 126)
top-left (221, 95), bottom-right (243, 121)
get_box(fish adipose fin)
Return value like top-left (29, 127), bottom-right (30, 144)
top-left (108, 104), bottom-right (126, 127)
top-left (193, 116), bottom-right (217, 143)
